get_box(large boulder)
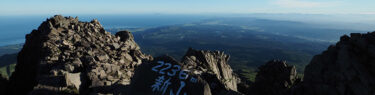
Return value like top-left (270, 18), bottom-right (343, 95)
top-left (295, 32), bottom-right (375, 95)
top-left (7, 15), bottom-right (152, 94)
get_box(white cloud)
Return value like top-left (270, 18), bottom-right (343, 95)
top-left (272, 0), bottom-right (338, 8)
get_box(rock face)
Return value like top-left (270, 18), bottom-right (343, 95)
top-left (129, 55), bottom-right (213, 95)
top-left (129, 48), bottom-right (242, 95)
top-left (295, 32), bottom-right (375, 95)
top-left (7, 15), bottom-right (151, 94)
top-left (249, 60), bottom-right (300, 95)
top-left (182, 48), bottom-right (240, 93)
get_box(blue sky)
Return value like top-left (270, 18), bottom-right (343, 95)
top-left (0, 0), bottom-right (375, 15)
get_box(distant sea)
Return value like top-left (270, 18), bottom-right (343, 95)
top-left (0, 14), bottom-right (207, 46)
top-left (2, 14), bottom-right (374, 47)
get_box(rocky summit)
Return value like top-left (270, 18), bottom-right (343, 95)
top-left (7, 15), bottom-right (152, 94)
top-left (4, 15), bottom-right (375, 95)
top-left (4, 15), bottom-right (242, 95)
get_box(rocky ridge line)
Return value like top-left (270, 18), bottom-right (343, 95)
top-left (5, 15), bottom-right (242, 95)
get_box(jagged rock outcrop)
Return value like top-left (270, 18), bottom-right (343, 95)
top-left (294, 32), bottom-right (375, 95)
top-left (7, 15), bottom-right (151, 94)
top-left (182, 48), bottom-right (240, 94)
top-left (249, 60), bottom-right (300, 95)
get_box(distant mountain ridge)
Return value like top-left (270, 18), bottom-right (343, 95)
top-left (193, 18), bottom-right (363, 42)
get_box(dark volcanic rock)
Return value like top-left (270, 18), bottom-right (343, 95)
top-left (249, 60), bottom-right (300, 95)
top-left (294, 32), bottom-right (375, 95)
top-left (7, 15), bottom-right (152, 94)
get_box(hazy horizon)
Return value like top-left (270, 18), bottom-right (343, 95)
top-left (0, 13), bottom-right (374, 46)
top-left (1, 0), bottom-right (375, 15)
top-left (1, 0), bottom-right (375, 46)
